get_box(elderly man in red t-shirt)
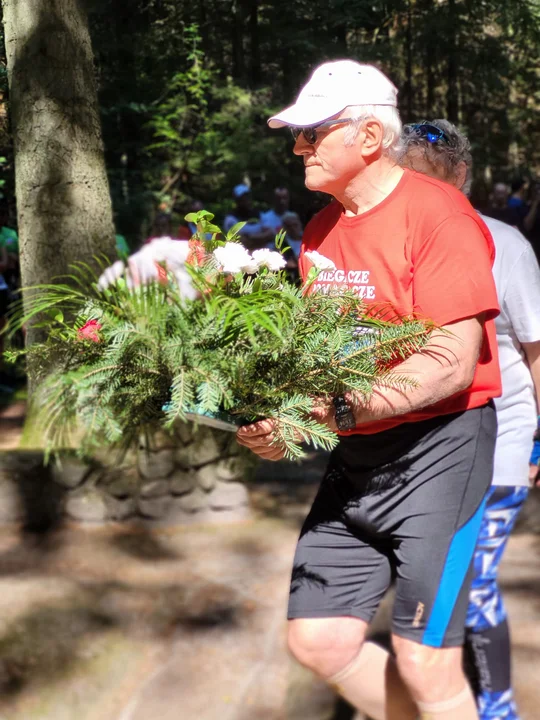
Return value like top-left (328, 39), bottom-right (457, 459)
top-left (237, 60), bottom-right (501, 720)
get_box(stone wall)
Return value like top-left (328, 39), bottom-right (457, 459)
top-left (0, 423), bottom-right (254, 527)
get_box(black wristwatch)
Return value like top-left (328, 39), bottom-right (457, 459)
top-left (332, 395), bottom-right (356, 431)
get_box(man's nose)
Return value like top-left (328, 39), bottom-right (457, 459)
top-left (293, 135), bottom-right (313, 156)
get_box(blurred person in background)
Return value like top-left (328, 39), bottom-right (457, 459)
top-left (523, 181), bottom-right (540, 261)
top-left (400, 118), bottom-right (540, 720)
top-left (223, 184), bottom-right (274, 250)
top-left (482, 182), bottom-right (516, 226)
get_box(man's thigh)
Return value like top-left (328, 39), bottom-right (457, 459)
top-left (288, 465), bottom-right (393, 622)
top-left (389, 405), bottom-right (497, 648)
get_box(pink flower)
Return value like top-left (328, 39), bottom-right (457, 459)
top-left (187, 238), bottom-right (206, 266)
top-left (77, 320), bottom-right (102, 343)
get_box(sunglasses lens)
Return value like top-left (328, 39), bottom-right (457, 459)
top-left (290, 127), bottom-right (317, 144)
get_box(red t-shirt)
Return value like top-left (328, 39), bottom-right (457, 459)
top-left (299, 169), bottom-right (502, 434)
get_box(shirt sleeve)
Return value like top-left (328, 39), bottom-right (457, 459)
top-left (502, 242), bottom-right (540, 344)
top-left (412, 212), bottom-right (499, 326)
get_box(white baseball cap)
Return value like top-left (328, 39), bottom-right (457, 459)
top-left (268, 60), bottom-right (398, 128)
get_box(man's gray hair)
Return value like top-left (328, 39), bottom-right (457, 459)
top-left (398, 119), bottom-right (473, 195)
top-left (343, 105), bottom-right (403, 156)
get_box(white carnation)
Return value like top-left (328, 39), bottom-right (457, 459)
top-left (304, 250), bottom-right (336, 271)
top-left (213, 243), bottom-right (255, 274)
top-left (252, 249), bottom-right (287, 272)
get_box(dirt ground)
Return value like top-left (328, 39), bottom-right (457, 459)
top-left (0, 465), bottom-right (536, 720)
top-left (0, 402), bottom-right (538, 719)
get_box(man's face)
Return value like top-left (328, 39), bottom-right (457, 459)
top-left (274, 188), bottom-right (289, 213)
top-left (492, 183), bottom-right (509, 206)
top-left (237, 192), bottom-right (253, 211)
top-left (282, 215), bottom-right (302, 239)
top-left (293, 114), bottom-right (365, 194)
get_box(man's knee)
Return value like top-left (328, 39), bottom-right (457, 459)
top-left (393, 635), bottom-right (465, 701)
top-left (288, 617), bottom-right (367, 678)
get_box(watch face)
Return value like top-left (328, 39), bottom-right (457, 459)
top-left (336, 411), bottom-right (356, 431)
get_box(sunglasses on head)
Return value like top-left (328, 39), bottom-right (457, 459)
top-left (404, 122), bottom-right (451, 145)
top-left (290, 118), bottom-right (353, 145)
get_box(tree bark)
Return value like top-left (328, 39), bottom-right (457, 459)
top-left (231, 0), bottom-right (246, 83)
top-left (248, 0), bottom-right (261, 87)
top-left (2, 0), bottom-right (116, 306)
top-left (404, 0), bottom-right (414, 122)
top-left (446, 0), bottom-right (459, 122)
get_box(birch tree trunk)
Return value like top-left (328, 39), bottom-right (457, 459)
top-left (1, 0), bottom-right (116, 308)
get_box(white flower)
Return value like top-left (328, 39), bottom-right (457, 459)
top-left (213, 243), bottom-right (255, 274)
top-left (252, 249), bottom-right (287, 272)
top-left (304, 250), bottom-right (336, 271)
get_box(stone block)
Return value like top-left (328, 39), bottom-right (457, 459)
top-left (215, 456), bottom-right (246, 482)
top-left (0, 480), bottom-right (24, 522)
top-left (66, 488), bottom-right (109, 523)
top-left (196, 464), bottom-right (217, 492)
top-left (189, 431), bottom-right (223, 467)
top-left (103, 468), bottom-right (140, 499)
top-left (174, 421), bottom-right (194, 446)
top-left (174, 488), bottom-right (208, 513)
top-left (170, 469), bottom-right (196, 496)
top-left (208, 481), bottom-right (249, 510)
top-left (140, 480), bottom-right (170, 499)
top-left (138, 495), bottom-right (171, 519)
top-left (51, 457), bottom-right (90, 489)
top-left (149, 430), bottom-right (177, 450)
top-left (107, 496), bottom-right (137, 521)
top-left (138, 448), bottom-right (175, 480)
top-left (0, 451), bottom-right (44, 473)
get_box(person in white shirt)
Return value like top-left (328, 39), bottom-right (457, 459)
top-left (400, 119), bottom-right (540, 720)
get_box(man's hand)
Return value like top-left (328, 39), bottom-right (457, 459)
top-left (236, 419), bottom-right (288, 461)
top-left (310, 398), bottom-right (339, 433)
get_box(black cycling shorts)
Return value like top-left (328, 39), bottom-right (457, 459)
top-left (288, 403), bottom-right (497, 647)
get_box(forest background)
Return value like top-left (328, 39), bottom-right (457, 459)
top-left (0, 0), bottom-right (538, 250)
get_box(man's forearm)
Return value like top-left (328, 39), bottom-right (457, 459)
top-left (348, 329), bottom-right (479, 424)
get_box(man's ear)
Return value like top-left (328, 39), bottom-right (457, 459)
top-left (455, 161), bottom-right (468, 191)
top-left (360, 118), bottom-right (385, 158)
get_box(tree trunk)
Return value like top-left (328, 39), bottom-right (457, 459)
top-left (446, 0), bottom-right (459, 122)
top-left (2, 0), bottom-right (116, 310)
top-left (231, 0), bottom-right (246, 83)
top-left (248, 0), bottom-right (261, 87)
top-left (404, 0), bottom-right (414, 122)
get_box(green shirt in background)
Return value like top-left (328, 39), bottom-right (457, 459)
top-left (115, 234), bottom-right (129, 259)
top-left (0, 227), bottom-right (18, 254)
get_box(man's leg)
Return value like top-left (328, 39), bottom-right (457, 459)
top-left (286, 460), bottom-right (418, 720)
top-left (393, 637), bottom-right (477, 719)
top-left (288, 617), bottom-right (417, 720)
top-left (464, 485), bottom-right (528, 720)
top-left (378, 404), bottom-right (498, 719)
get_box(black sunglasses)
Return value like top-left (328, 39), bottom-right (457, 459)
top-left (404, 122), bottom-right (451, 145)
top-left (290, 118), bottom-right (353, 145)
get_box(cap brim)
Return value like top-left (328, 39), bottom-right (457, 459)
top-left (268, 100), bottom-right (346, 129)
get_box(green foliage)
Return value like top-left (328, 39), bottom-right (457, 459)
top-left (144, 25), bottom-right (287, 216)
top-left (7, 214), bottom-right (434, 460)
top-left (85, 1), bottom-right (540, 248)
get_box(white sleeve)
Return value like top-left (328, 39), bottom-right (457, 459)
top-left (503, 241), bottom-right (540, 343)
